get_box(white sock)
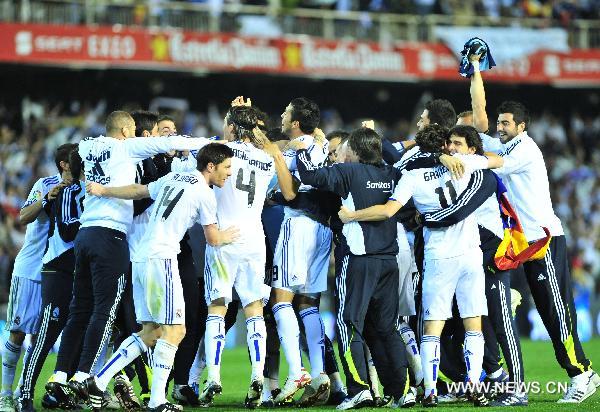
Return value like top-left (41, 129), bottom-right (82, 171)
top-left (398, 322), bottom-right (424, 385)
top-left (73, 371), bottom-right (90, 382)
top-left (246, 316), bottom-right (266, 381)
top-left (299, 307), bottom-right (326, 377)
top-left (421, 335), bottom-right (440, 397)
top-left (330, 372), bottom-right (344, 393)
top-left (464, 331), bottom-right (485, 384)
top-left (205, 315), bottom-right (225, 383)
top-left (272, 303), bottom-right (302, 377)
top-left (367, 354), bottom-right (381, 398)
top-left (149, 339), bottom-right (178, 408)
top-left (188, 337), bottom-right (206, 386)
top-left (95, 334), bottom-right (146, 391)
top-left (51, 371), bottom-right (68, 384)
top-left (1, 340), bottom-right (21, 396)
top-left (90, 337), bottom-right (111, 376)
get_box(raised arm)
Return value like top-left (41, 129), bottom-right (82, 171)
top-left (86, 182), bottom-right (149, 200)
top-left (470, 57), bottom-right (489, 133)
top-left (124, 135), bottom-right (213, 163)
top-left (254, 127), bottom-right (298, 201)
top-left (20, 181), bottom-right (64, 224)
top-left (296, 148), bottom-right (348, 196)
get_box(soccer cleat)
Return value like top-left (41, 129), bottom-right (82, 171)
top-left (67, 379), bottom-right (89, 404)
top-left (273, 370), bottom-right (311, 404)
top-left (45, 380), bottom-right (76, 409)
top-left (76, 377), bottom-right (104, 411)
top-left (422, 393), bottom-right (438, 407)
top-left (558, 371), bottom-right (596, 403)
top-left (470, 391), bottom-right (489, 407)
top-left (298, 373), bottom-right (330, 406)
top-left (172, 384), bottom-right (200, 407)
top-left (591, 370), bottom-right (600, 388)
top-left (327, 389), bottom-right (348, 406)
top-left (490, 392), bottom-right (528, 406)
top-left (437, 392), bottom-right (459, 403)
top-left (335, 390), bottom-right (373, 410)
top-left (114, 374), bottom-right (142, 411)
top-left (244, 379), bottom-right (263, 409)
top-left (102, 391), bottom-right (121, 410)
top-left (0, 396), bottom-right (15, 412)
top-left (392, 386), bottom-right (417, 408)
top-left (198, 381), bottom-right (222, 405)
top-left (145, 402), bottom-right (183, 412)
top-left (14, 398), bottom-right (35, 412)
top-left (41, 393), bottom-right (59, 409)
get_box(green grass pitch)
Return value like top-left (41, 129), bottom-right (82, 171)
top-left (17, 338), bottom-right (600, 411)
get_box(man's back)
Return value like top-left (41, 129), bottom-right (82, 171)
top-left (214, 141), bottom-right (275, 242)
top-left (393, 154), bottom-right (487, 259)
top-left (142, 170), bottom-right (215, 259)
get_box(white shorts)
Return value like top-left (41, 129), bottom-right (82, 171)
top-left (397, 249), bottom-right (416, 317)
top-left (204, 243), bottom-right (271, 308)
top-left (132, 258), bottom-right (185, 325)
top-left (422, 249), bottom-right (487, 321)
top-left (5, 276), bottom-right (41, 334)
top-left (272, 215), bottom-right (332, 295)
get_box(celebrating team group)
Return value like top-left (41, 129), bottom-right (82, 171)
top-left (2, 56), bottom-right (599, 412)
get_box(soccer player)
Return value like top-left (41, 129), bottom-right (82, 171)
top-left (0, 145), bottom-right (68, 412)
top-left (17, 145), bottom-right (82, 412)
top-left (199, 105), bottom-right (295, 409)
top-left (269, 98), bottom-right (332, 404)
top-left (339, 124), bottom-right (503, 407)
top-left (479, 100), bottom-right (599, 403)
top-left (44, 111), bottom-right (215, 405)
top-left (82, 143), bottom-right (238, 412)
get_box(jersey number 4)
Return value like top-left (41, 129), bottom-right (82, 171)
top-left (236, 169), bottom-right (256, 207)
top-left (434, 181), bottom-right (457, 208)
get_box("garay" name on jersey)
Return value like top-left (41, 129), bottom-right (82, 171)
top-left (423, 166), bottom-right (448, 182)
top-left (172, 174), bottom-right (198, 184)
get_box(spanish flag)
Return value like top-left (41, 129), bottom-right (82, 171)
top-left (494, 175), bottom-right (551, 270)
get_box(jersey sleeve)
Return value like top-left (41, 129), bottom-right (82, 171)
top-left (147, 174), bottom-right (172, 201)
top-left (57, 185), bottom-right (82, 242)
top-left (494, 141), bottom-right (532, 175)
top-left (390, 173), bottom-right (415, 205)
top-left (296, 149), bottom-right (350, 197)
top-left (480, 133), bottom-right (503, 153)
top-left (124, 136), bottom-right (212, 163)
top-left (421, 169), bottom-right (497, 228)
top-left (456, 154), bottom-right (489, 173)
top-left (197, 191), bottom-right (218, 226)
top-left (22, 179), bottom-right (44, 209)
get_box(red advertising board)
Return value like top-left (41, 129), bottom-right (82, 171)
top-left (0, 23), bottom-right (598, 85)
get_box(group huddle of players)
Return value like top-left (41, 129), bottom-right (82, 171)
top-left (2, 54), bottom-right (599, 412)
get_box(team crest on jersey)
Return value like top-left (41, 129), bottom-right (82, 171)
top-left (14, 316), bottom-right (21, 325)
top-left (51, 307), bottom-right (60, 320)
top-left (32, 191), bottom-right (42, 202)
top-left (176, 309), bottom-right (182, 318)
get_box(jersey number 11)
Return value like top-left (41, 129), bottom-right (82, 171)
top-left (434, 180), bottom-right (457, 208)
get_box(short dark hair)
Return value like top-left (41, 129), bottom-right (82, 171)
top-left (157, 114), bottom-right (176, 124)
top-left (68, 145), bottom-right (82, 180)
top-left (348, 127), bottom-right (383, 166)
top-left (196, 143), bottom-right (234, 172)
top-left (251, 106), bottom-right (269, 130)
top-left (266, 128), bottom-right (288, 142)
top-left (497, 101), bottom-right (529, 128)
top-left (415, 124), bottom-right (449, 153)
top-left (105, 111), bottom-right (134, 136)
top-left (131, 111), bottom-right (159, 136)
top-left (425, 99), bottom-right (456, 129)
top-left (290, 97), bottom-right (320, 135)
top-left (55, 143), bottom-right (78, 172)
top-left (326, 130), bottom-right (349, 142)
top-left (226, 106), bottom-right (258, 141)
top-left (449, 125), bottom-right (484, 155)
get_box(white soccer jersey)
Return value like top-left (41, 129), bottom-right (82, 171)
top-left (12, 174), bottom-right (61, 281)
top-left (480, 132), bottom-right (563, 240)
top-left (391, 154), bottom-right (489, 260)
top-left (281, 135), bottom-right (328, 219)
top-left (79, 135), bottom-right (211, 234)
top-left (213, 141), bottom-right (275, 242)
top-left (475, 195), bottom-right (504, 239)
top-left (141, 170), bottom-right (217, 259)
